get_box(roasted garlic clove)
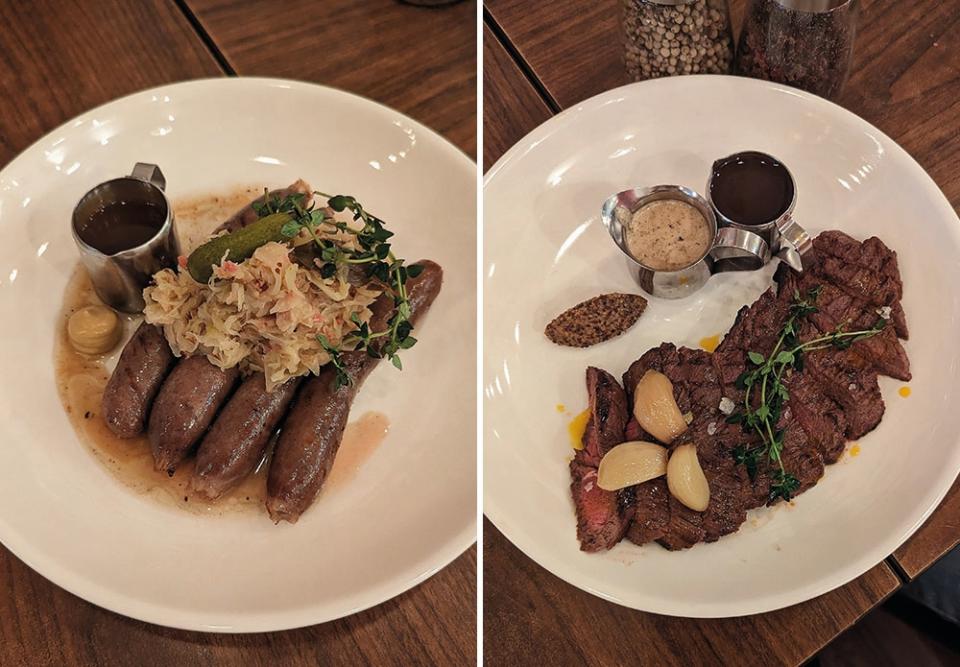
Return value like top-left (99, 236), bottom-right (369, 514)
top-left (597, 441), bottom-right (668, 491)
top-left (666, 443), bottom-right (710, 512)
top-left (632, 369), bottom-right (688, 444)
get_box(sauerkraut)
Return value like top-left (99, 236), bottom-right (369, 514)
top-left (143, 241), bottom-right (381, 391)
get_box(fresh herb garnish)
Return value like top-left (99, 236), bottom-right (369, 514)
top-left (728, 286), bottom-right (886, 502)
top-left (255, 190), bottom-right (421, 390)
top-left (733, 444), bottom-right (761, 481)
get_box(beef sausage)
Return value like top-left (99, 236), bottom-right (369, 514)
top-left (215, 180), bottom-right (312, 234)
top-left (148, 356), bottom-right (239, 473)
top-left (265, 260), bottom-right (443, 523)
top-left (102, 323), bottom-right (176, 437)
top-left (189, 374), bottom-right (301, 500)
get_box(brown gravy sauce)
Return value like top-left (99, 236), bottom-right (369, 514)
top-left (54, 186), bottom-right (390, 517)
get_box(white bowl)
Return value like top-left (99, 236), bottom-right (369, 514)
top-left (483, 75), bottom-right (960, 617)
top-left (0, 78), bottom-right (476, 631)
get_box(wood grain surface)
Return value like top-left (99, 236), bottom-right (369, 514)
top-left (0, 0), bottom-right (221, 164)
top-left (484, 519), bottom-right (899, 667)
top-left (482, 23), bottom-right (552, 170)
top-left (485, 0), bottom-right (960, 207)
top-left (484, 0), bottom-right (960, 634)
top-left (2, 544), bottom-right (476, 667)
top-left (895, 479), bottom-right (960, 579)
top-left (185, 0), bottom-right (478, 158)
top-left (0, 1), bottom-right (476, 664)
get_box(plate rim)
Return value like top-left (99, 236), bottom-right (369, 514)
top-left (0, 76), bottom-right (477, 632)
top-left (482, 74), bottom-right (960, 618)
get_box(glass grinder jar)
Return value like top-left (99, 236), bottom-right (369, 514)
top-left (621, 0), bottom-right (735, 82)
top-left (735, 0), bottom-right (859, 99)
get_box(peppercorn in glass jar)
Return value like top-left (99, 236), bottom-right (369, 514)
top-left (735, 0), bottom-right (859, 99)
top-left (621, 0), bottom-right (734, 81)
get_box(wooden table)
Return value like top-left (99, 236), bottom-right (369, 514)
top-left (484, 0), bottom-right (960, 663)
top-left (0, 1), bottom-right (476, 665)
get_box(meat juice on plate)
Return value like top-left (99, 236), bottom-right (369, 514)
top-left (55, 189), bottom-right (390, 514)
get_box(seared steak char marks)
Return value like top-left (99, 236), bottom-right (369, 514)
top-left (573, 231), bottom-right (909, 552)
top-left (777, 268), bottom-right (910, 380)
top-left (777, 231), bottom-right (908, 338)
top-left (571, 367), bottom-right (633, 551)
top-left (579, 367), bottom-right (631, 466)
top-left (783, 372), bottom-right (847, 464)
top-left (625, 479), bottom-right (670, 545)
top-left (622, 345), bottom-right (754, 550)
top-left (804, 343), bottom-right (884, 440)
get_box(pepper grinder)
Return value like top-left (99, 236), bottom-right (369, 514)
top-left (735, 0), bottom-right (859, 99)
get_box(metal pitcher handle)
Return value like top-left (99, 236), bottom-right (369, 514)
top-left (131, 162), bottom-right (166, 191)
top-left (776, 214), bottom-right (812, 272)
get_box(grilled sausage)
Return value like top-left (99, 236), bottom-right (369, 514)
top-left (148, 356), bottom-right (239, 473)
top-left (189, 374), bottom-right (301, 500)
top-left (266, 260), bottom-right (443, 523)
top-left (215, 179), bottom-right (312, 234)
top-left (102, 323), bottom-right (176, 437)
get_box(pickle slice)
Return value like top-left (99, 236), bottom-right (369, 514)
top-left (187, 212), bottom-right (293, 282)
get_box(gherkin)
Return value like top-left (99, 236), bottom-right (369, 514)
top-left (187, 212), bottom-right (293, 283)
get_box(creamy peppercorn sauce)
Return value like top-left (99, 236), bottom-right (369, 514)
top-left (624, 199), bottom-right (712, 271)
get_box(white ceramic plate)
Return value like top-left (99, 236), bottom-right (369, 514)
top-left (483, 75), bottom-right (960, 617)
top-left (0, 78), bottom-right (476, 631)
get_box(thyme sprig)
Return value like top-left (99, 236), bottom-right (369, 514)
top-left (253, 190), bottom-right (422, 389)
top-left (727, 286), bottom-right (886, 502)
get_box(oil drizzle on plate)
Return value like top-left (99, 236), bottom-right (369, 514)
top-left (568, 408), bottom-right (590, 450)
top-left (699, 333), bottom-right (721, 353)
top-left (54, 188), bottom-right (391, 517)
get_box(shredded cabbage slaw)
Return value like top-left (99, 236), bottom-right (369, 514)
top-left (144, 241), bottom-right (381, 391)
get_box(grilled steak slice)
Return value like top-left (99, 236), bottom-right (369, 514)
top-left (626, 479), bottom-right (671, 545)
top-left (571, 367), bottom-right (632, 551)
top-left (623, 344), bottom-right (722, 418)
top-left (816, 256), bottom-right (901, 308)
top-left (784, 372), bottom-right (847, 464)
top-left (658, 494), bottom-right (706, 550)
top-left (701, 465), bottom-right (751, 540)
top-left (714, 289), bottom-right (790, 387)
top-left (583, 232), bottom-right (908, 552)
top-left (813, 231), bottom-right (902, 288)
top-left (784, 232), bottom-right (908, 338)
top-left (623, 346), bottom-right (753, 549)
top-left (579, 367), bottom-right (631, 467)
top-left (804, 341), bottom-right (885, 440)
top-left (778, 269), bottom-right (910, 380)
top-left (693, 419), bottom-right (752, 540)
top-left (571, 461), bottom-right (634, 551)
top-left (776, 409), bottom-right (825, 496)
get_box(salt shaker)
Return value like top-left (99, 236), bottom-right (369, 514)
top-left (621, 0), bottom-right (734, 81)
top-left (735, 0), bottom-right (859, 99)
